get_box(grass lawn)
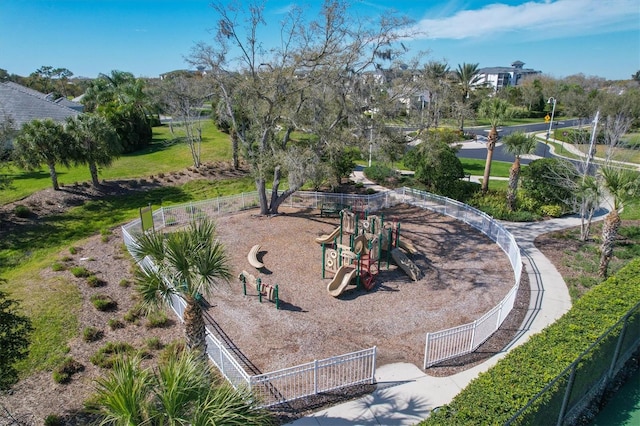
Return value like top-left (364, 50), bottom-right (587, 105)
top-left (459, 158), bottom-right (513, 178)
top-left (0, 122), bottom-right (232, 205)
top-left (1, 176), bottom-right (257, 378)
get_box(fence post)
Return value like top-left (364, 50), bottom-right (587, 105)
top-left (371, 346), bottom-right (377, 384)
top-left (424, 334), bottom-right (431, 369)
top-left (161, 206), bottom-right (165, 228)
top-left (556, 363), bottom-right (577, 426)
top-left (314, 359), bottom-right (319, 395)
top-left (470, 320), bottom-right (477, 351)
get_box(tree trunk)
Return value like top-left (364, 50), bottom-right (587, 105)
top-left (183, 296), bottom-right (207, 360)
top-left (47, 161), bottom-right (59, 190)
top-left (89, 161), bottom-right (100, 187)
top-left (481, 127), bottom-right (498, 193)
top-left (231, 129), bottom-right (239, 169)
top-left (506, 157), bottom-right (520, 211)
top-left (256, 177), bottom-right (269, 215)
top-left (598, 210), bottom-right (621, 278)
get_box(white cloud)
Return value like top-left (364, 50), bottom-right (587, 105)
top-left (411, 0), bottom-right (640, 41)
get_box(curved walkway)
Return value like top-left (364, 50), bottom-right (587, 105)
top-left (288, 172), bottom-right (609, 425)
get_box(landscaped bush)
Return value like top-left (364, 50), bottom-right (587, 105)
top-left (52, 357), bottom-right (84, 384)
top-left (86, 275), bottom-right (105, 288)
top-left (82, 326), bottom-right (103, 342)
top-left (124, 303), bottom-right (145, 323)
top-left (44, 414), bottom-right (64, 426)
top-left (539, 204), bottom-right (563, 218)
top-left (51, 262), bottom-right (66, 272)
top-left (90, 342), bottom-right (135, 369)
top-left (423, 259), bottom-right (640, 425)
top-left (118, 278), bottom-right (130, 288)
top-left (146, 337), bottom-right (163, 350)
top-left (107, 318), bottom-right (125, 330)
top-left (145, 311), bottom-right (170, 329)
top-left (68, 246), bottom-right (78, 255)
top-left (90, 294), bottom-right (117, 311)
top-left (13, 205), bottom-right (31, 218)
top-left (364, 164), bottom-right (396, 183)
top-left (70, 266), bottom-right (91, 278)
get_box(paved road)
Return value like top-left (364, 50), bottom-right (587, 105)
top-left (457, 120), bottom-right (581, 163)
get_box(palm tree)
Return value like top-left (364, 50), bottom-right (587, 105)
top-left (66, 114), bottom-right (122, 187)
top-left (598, 166), bottom-right (639, 277)
top-left (501, 132), bottom-right (537, 211)
top-left (13, 119), bottom-right (71, 190)
top-left (93, 351), bottom-right (273, 425)
top-left (478, 98), bottom-right (511, 193)
top-left (423, 61), bottom-right (450, 128)
top-left (131, 218), bottom-right (232, 359)
top-left (454, 62), bottom-right (482, 131)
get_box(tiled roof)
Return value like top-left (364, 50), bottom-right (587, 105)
top-left (0, 82), bottom-right (80, 128)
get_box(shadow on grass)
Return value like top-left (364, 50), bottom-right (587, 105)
top-left (0, 185), bottom-right (193, 272)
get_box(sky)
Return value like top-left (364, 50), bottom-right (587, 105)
top-left (1, 0), bottom-right (639, 81)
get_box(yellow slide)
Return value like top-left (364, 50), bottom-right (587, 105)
top-left (315, 226), bottom-right (341, 244)
top-left (327, 265), bottom-right (358, 297)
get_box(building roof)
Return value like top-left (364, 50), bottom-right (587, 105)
top-left (0, 82), bottom-right (80, 128)
top-left (477, 61), bottom-right (540, 76)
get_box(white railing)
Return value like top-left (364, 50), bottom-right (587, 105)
top-left (120, 186), bottom-right (521, 403)
top-left (121, 207), bottom-right (376, 408)
top-left (395, 188), bottom-right (523, 367)
top-left (250, 347), bottom-right (377, 407)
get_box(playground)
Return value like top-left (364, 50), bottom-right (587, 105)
top-left (207, 203), bottom-right (515, 373)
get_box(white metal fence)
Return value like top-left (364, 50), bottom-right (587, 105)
top-left (120, 186), bottom-right (521, 404)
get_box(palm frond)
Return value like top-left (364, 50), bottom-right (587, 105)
top-left (129, 230), bottom-right (167, 262)
top-left (134, 262), bottom-right (175, 309)
top-left (191, 383), bottom-right (274, 426)
top-left (93, 355), bottom-right (153, 426)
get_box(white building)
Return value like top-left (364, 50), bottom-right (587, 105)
top-left (475, 60), bottom-right (541, 91)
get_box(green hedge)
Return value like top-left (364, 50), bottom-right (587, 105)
top-left (423, 258), bottom-right (640, 425)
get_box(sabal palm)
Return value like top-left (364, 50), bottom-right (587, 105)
top-left (13, 119), bottom-right (70, 190)
top-left (131, 218), bottom-right (231, 358)
top-left (598, 166), bottom-right (639, 277)
top-left (454, 62), bottom-right (481, 131)
top-left (94, 351), bottom-right (273, 425)
top-left (502, 132), bottom-right (537, 211)
top-left (66, 114), bottom-right (121, 186)
top-left (424, 61), bottom-right (449, 128)
top-left (478, 98), bottom-right (511, 193)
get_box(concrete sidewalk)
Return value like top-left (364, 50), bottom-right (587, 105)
top-left (288, 176), bottom-right (609, 425)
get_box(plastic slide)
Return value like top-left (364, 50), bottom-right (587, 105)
top-left (327, 265), bottom-right (358, 297)
top-left (391, 248), bottom-right (422, 281)
top-left (315, 227), bottom-right (341, 244)
top-left (398, 239), bottom-right (418, 255)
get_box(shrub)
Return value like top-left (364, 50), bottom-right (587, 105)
top-left (70, 266), bottom-right (91, 278)
top-left (90, 342), bottom-right (135, 369)
top-left (146, 311), bottom-right (170, 329)
top-left (51, 262), bottom-right (65, 272)
top-left (82, 326), bottom-right (103, 342)
top-left (159, 340), bottom-right (185, 365)
top-left (124, 303), bottom-right (145, 323)
top-left (118, 279), bottom-right (130, 288)
top-left (90, 294), bottom-right (117, 311)
top-left (108, 318), bottom-right (125, 330)
top-left (13, 205), bottom-right (31, 218)
top-left (146, 337), bottom-right (163, 350)
top-left (52, 357), bottom-right (84, 384)
top-left (364, 164), bottom-right (396, 183)
top-left (539, 204), bottom-right (563, 218)
top-left (86, 275), bottom-right (105, 287)
top-left (68, 246), bottom-right (78, 255)
top-left (60, 255), bottom-right (73, 262)
top-left (44, 414), bottom-right (64, 426)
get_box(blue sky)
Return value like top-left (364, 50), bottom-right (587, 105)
top-left (1, 0), bottom-right (638, 80)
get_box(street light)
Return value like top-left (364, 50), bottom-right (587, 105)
top-left (546, 97), bottom-right (557, 139)
top-left (544, 97), bottom-right (557, 157)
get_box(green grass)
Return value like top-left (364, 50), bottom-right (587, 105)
top-left (459, 158), bottom-right (513, 178)
top-left (0, 121), bottom-right (232, 205)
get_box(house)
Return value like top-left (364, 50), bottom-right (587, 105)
top-left (0, 82), bottom-right (81, 128)
top-left (475, 60), bottom-right (541, 91)
top-left (0, 82), bottom-right (81, 149)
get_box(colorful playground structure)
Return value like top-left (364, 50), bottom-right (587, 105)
top-left (238, 270), bottom-right (280, 310)
top-left (318, 209), bottom-right (422, 297)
